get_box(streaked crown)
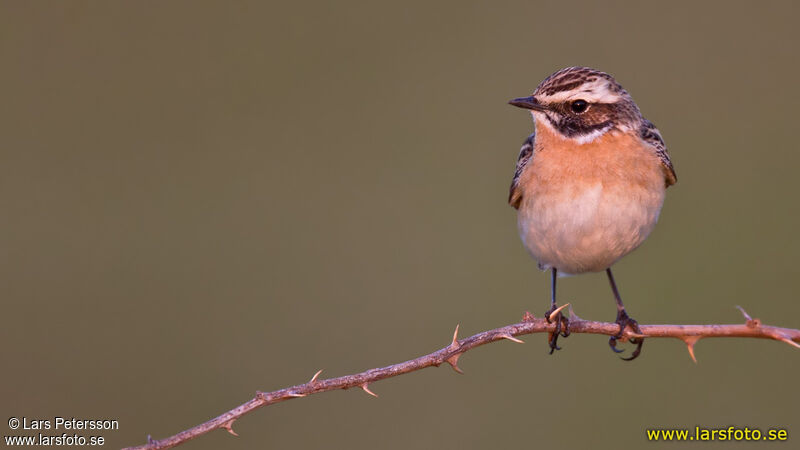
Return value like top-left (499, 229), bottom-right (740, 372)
top-left (510, 67), bottom-right (644, 142)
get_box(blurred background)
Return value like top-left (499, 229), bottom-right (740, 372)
top-left (2, 1), bottom-right (798, 449)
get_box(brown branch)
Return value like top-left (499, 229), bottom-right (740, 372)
top-left (123, 306), bottom-right (800, 450)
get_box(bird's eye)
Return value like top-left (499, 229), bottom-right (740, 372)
top-left (570, 99), bottom-right (589, 113)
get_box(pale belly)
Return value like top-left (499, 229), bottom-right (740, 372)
top-left (517, 181), bottom-right (665, 274)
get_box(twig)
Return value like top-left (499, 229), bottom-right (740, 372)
top-left (124, 306), bottom-right (799, 449)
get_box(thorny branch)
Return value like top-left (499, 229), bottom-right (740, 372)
top-left (124, 306), bottom-right (799, 450)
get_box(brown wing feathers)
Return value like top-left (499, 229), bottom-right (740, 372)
top-left (509, 133), bottom-right (535, 209)
top-left (639, 120), bottom-right (677, 186)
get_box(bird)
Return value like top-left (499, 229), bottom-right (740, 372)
top-left (508, 67), bottom-right (676, 360)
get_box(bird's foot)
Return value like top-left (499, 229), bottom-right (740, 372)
top-left (544, 303), bottom-right (570, 354)
top-left (608, 309), bottom-right (644, 361)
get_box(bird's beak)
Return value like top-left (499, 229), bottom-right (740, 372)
top-left (508, 96), bottom-right (547, 112)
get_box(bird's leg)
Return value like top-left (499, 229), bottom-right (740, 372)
top-left (543, 268), bottom-right (569, 354)
top-left (606, 268), bottom-right (644, 360)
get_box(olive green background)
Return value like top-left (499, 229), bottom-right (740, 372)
top-left (2, 1), bottom-right (798, 449)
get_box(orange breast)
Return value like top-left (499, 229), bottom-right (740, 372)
top-left (516, 123), bottom-right (667, 274)
top-left (523, 123), bottom-right (665, 193)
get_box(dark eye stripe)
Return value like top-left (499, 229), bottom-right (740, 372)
top-left (570, 100), bottom-right (589, 113)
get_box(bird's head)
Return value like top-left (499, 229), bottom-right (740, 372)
top-left (509, 67), bottom-right (643, 144)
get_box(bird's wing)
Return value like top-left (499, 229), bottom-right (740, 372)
top-left (508, 133), bottom-right (535, 209)
top-left (640, 119), bottom-right (677, 186)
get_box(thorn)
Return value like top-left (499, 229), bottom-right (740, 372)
top-left (147, 435), bottom-right (155, 445)
top-left (222, 419), bottom-right (239, 437)
top-left (361, 383), bottom-right (378, 397)
top-left (686, 344), bottom-right (697, 364)
top-left (779, 336), bottom-right (800, 349)
top-left (735, 305), bottom-right (753, 321)
top-left (522, 311), bottom-right (536, 322)
top-left (681, 336), bottom-right (701, 364)
top-left (568, 305), bottom-right (582, 321)
top-left (446, 353), bottom-right (464, 374)
top-left (286, 391), bottom-right (306, 398)
top-left (309, 369), bottom-right (323, 384)
top-left (736, 306), bottom-right (760, 328)
top-left (449, 324), bottom-right (461, 350)
top-left (498, 333), bottom-right (524, 344)
top-left (549, 303), bottom-right (570, 319)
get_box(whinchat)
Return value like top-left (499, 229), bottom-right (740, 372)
top-left (508, 67), bottom-right (676, 360)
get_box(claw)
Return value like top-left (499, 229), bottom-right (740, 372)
top-left (608, 336), bottom-right (624, 353)
top-left (620, 338), bottom-right (644, 361)
top-left (544, 303), bottom-right (570, 354)
top-left (610, 309), bottom-right (644, 361)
